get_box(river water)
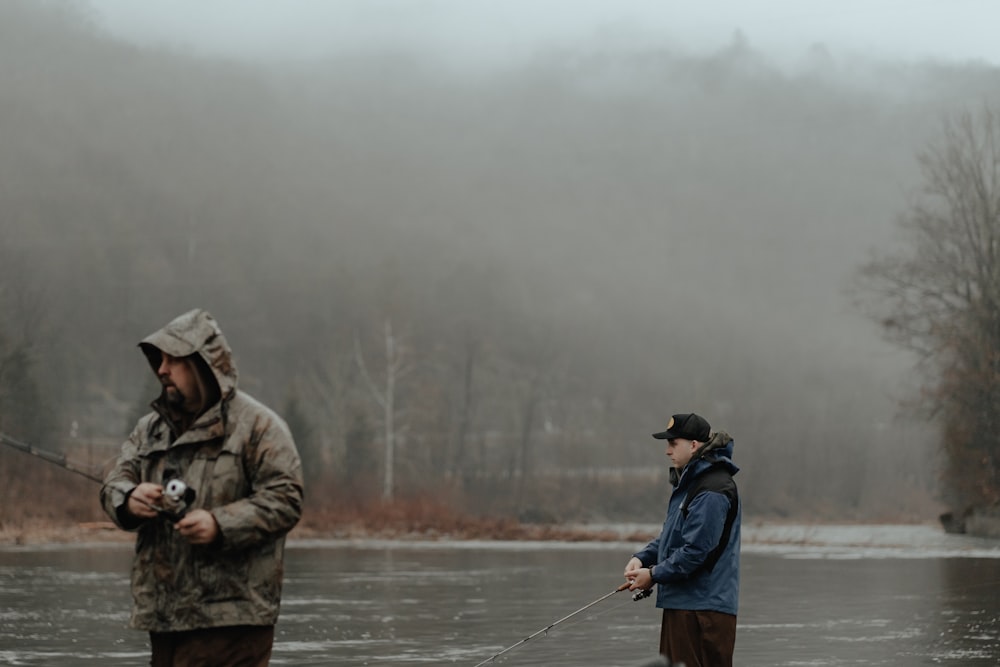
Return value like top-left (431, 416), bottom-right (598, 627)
top-left (1, 524), bottom-right (1000, 666)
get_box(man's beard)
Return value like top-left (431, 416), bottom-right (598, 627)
top-left (164, 386), bottom-right (188, 409)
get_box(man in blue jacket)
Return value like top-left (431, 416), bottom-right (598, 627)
top-left (624, 412), bottom-right (740, 667)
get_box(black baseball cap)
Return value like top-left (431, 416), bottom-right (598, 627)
top-left (652, 413), bottom-right (711, 441)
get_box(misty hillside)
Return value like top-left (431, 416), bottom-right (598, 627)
top-left (3, 1), bottom-right (997, 522)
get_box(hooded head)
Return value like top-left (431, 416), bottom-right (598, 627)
top-left (139, 309), bottom-right (238, 419)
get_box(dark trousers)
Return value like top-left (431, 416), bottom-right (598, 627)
top-left (658, 609), bottom-right (736, 667)
top-left (150, 625), bottom-right (274, 667)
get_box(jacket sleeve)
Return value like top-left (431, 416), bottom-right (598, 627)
top-left (211, 412), bottom-right (304, 551)
top-left (633, 536), bottom-right (661, 567)
top-left (658, 490), bottom-right (730, 582)
top-left (100, 420), bottom-right (148, 531)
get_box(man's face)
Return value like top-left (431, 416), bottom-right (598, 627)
top-left (156, 352), bottom-right (200, 411)
top-left (667, 437), bottom-right (699, 470)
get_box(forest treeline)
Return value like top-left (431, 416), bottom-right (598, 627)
top-left (2, 1), bottom-right (997, 526)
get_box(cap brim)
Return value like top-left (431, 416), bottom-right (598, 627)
top-left (652, 430), bottom-right (675, 440)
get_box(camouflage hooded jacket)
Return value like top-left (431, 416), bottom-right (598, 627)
top-left (100, 309), bottom-right (304, 632)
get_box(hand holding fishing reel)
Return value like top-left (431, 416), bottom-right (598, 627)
top-left (619, 580), bottom-right (654, 601)
top-left (160, 477), bottom-right (196, 522)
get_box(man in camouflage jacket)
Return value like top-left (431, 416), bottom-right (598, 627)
top-left (101, 309), bottom-right (304, 666)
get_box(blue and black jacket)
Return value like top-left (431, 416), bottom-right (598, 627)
top-left (633, 431), bottom-right (740, 615)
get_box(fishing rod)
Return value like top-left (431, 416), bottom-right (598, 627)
top-left (0, 431), bottom-right (105, 484)
top-left (0, 431), bottom-right (193, 521)
top-left (471, 581), bottom-right (653, 667)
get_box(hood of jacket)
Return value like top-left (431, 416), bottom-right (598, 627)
top-left (138, 309), bottom-right (239, 410)
top-left (670, 429), bottom-right (739, 486)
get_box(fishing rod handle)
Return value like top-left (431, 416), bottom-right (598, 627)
top-left (618, 580), bottom-right (653, 600)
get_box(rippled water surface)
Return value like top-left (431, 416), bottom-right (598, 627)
top-left (2, 525), bottom-right (1000, 666)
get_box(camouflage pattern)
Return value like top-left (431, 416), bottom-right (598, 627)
top-left (101, 309), bottom-right (304, 632)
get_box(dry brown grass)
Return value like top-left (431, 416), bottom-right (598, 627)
top-left (0, 488), bottom-right (648, 546)
top-left (0, 521), bottom-right (132, 546)
top-left (0, 514), bottom-right (643, 547)
top-left (295, 495), bottom-right (649, 542)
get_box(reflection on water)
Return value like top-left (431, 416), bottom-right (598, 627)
top-left (1, 526), bottom-right (999, 666)
top-left (737, 556), bottom-right (1000, 665)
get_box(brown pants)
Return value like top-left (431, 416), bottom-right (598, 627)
top-left (150, 625), bottom-right (274, 667)
top-left (659, 609), bottom-right (736, 667)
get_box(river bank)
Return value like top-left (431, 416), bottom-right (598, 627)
top-left (0, 515), bottom-right (967, 551)
top-left (0, 512), bottom-right (653, 547)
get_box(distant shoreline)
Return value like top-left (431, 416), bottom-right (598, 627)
top-left (0, 518), bottom-right (955, 549)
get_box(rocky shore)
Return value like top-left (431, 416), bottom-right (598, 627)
top-left (940, 504), bottom-right (1000, 538)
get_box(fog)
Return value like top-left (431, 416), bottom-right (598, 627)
top-left (3, 0), bottom-right (999, 523)
top-left (88, 0), bottom-right (1000, 70)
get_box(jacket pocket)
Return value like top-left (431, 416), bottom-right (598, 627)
top-left (195, 549), bottom-right (250, 603)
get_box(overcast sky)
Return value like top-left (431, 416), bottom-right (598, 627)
top-left (87, 0), bottom-right (1000, 70)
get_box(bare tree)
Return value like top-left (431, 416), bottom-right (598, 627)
top-left (306, 346), bottom-right (353, 475)
top-left (859, 105), bottom-right (1000, 509)
top-left (0, 248), bottom-right (50, 441)
top-left (442, 322), bottom-right (486, 483)
top-left (354, 319), bottom-right (412, 501)
top-left (498, 323), bottom-right (562, 514)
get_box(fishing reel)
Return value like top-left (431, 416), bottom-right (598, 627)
top-left (632, 587), bottom-right (653, 602)
top-left (617, 580), bottom-right (654, 602)
top-left (161, 477), bottom-right (196, 522)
